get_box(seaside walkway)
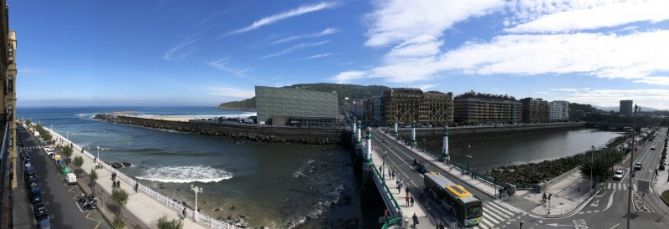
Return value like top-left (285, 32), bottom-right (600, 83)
top-left (46, 128), bottom-right (237, 229)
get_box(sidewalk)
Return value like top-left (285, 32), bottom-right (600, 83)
top-left (654, 165), bottom-right (669, 205)
top-left (47, 129), bottom-right (207, 229)
top-left (369, 142), bottom-right (435, 229)
top-left (513, 168), bottom-right (592, 216)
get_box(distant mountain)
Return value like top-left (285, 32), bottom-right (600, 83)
top-left (218, 83), bottom-right (390, 110)
top-left (593, 105), bottom-right (662, 112)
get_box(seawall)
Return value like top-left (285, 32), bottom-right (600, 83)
top-left (95, 114), bottom-right (347, 145)
top-left (398, 122), bottom-right (587, 136)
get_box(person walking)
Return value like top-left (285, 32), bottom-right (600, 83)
top-left (134, 182), bottom-right (139, 192)
top-left (182, 207), bottom-right (187, 219)
top-left (412, 213), bottom-right (419, 227)
top-left (410, 196), bottom-right (415, 207)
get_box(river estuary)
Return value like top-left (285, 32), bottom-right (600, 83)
top-left (18, 107), bottom-right (621, 228)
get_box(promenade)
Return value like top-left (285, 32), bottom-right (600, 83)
top-left (45, 128), bottom-right (236, 229)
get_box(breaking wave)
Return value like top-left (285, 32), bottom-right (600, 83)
top-left (136, 165), bottom-right (233, 183)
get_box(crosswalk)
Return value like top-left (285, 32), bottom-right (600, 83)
top-left (473, 200), bottom-right (524, 229)
top-left (20, 146), bottom-right (41, 151)
top-left (606, 182), bottom-right (628, 190)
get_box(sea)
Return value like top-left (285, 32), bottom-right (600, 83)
top-left (18, 107), bottom-right (362, 228)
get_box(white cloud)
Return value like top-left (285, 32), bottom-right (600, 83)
top-left (547, 88), bottom-right (669, 110)
top-left (272, 28), bottom-right (338, 44)
top-left (207, 58), bottom-right (249, 78)
top-left (207, 86), bottom-right (255, 99)
top-left (226, 2), bottom-right (337, 35)
top-left (506, 0), bottom-right (669, 33)
top-left (305, 53), bottom-right (332, 59)
top-left (364, 0), bottom-right (504, 47)
top-left (384, 35), bottom-right (443, 63)
top-left (331, 71), bottom-right (369, 83)
top-left (163, 38), bottom-right (199, 61)
top-left (261, 40), bottom-right (329, 59)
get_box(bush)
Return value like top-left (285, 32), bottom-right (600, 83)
top-left (61, 145), bottom-right (73, 158)
top-left (157, 216), bottom-right (183, 229)
top-left (112, 188), bottom-right (129, 209)
top-left (73, 156), bottom-right (84, 168)
top-left (113, 216), bottom-right (125, 229)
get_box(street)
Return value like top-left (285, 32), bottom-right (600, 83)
top-left (371, 127), bottom-right (669, 229)
top-left (17, 125), bottom-right (111, 229)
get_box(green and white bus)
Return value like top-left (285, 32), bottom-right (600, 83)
top-left (424, 172), bottom-right (483, 227)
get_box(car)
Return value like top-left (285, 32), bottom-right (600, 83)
top-left (33, 202), bottom-right (48, 220)
top-left (24, 166), bottom-right (36, 177)
top-left (634, 162), bottom-right (642, 170)
top-left (415, 162), bottom-right (429, 174)
top-left (38, 218), bottom-right (51, 229)
top-left (613, 169), bottom-right (625, 180)
top-left (29, 188), bottom-right (42, 204)
top-left (650, 145), bottom-right (656, 150)
top-left (26, 181), bottom-right (39, 190)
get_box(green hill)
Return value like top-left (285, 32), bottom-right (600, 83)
top-left (218, 83), bottom-right (390, 110)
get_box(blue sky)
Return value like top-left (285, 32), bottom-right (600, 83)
top-left (10, 0), bottom-right (669, 109)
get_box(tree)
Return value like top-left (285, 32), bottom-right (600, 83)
top-left (112, 188), bottom-right (129, 213)
top-left (73, 156), bottom-right (84, 169)
top-left (157, 216), bottom-right (183, 229)
top-left (25, 119), bottom-right (32, 126)
top-left (112, 216), bottom-right (125, 229)
top-left (90, 169), bottom-right (98, 188)
top-left (61, 145), bottom-right (73, 158)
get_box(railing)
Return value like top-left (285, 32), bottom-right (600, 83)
top-left (45, 128), bottom-right (237, 229)
top-left (0, 121), bottom-right (10, 228)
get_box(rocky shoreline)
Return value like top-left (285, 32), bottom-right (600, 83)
top-left (487, 134), bottom-right (628, 188)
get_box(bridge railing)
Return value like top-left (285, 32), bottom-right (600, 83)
top-left (371, 163), bottom-right (403, 216)
top-left (46, 128), bottom-right (237, 229)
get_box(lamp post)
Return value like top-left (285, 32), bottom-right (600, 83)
top-left (590, 145), bottom-right (595, 190)
top-left (96, 145), bottom-right (100, 164)
top-left (190, 184), bottom-right (203, 222)
top-left (466, 145), bottom-right (473, 176)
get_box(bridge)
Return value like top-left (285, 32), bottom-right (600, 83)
top-left (351, 122), bottom-right (525, 229)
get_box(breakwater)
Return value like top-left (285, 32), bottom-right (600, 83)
top-left (94, 113), bottom-right (347, 145)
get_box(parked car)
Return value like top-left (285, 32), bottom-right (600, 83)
top-left (634, 162), bottom-right (643, 170)
top-left (24, 166), bottom-right (36, 177)
top-left (65, 173), bottom-right (77, 185)
top-left (30, 188), bottom-right (43, 204)
top-left (650, 145), bottom-right (656, 150)
top-left (38, 218), bottom-right (51, 229)
top-left (613, 169), bottom-right (625, 180)
top-left (33, 202), bottom-right (48, 220)
top-left (414, 162), bottom-right (429, 174)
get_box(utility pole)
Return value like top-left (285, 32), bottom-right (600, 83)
top-left (591, 145), bottom-right (595, 189)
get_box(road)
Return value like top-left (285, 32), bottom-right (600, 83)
top-left (18, 125), bottom-right (111, 229)
top-left (372, 127), bottom-right (669, 229)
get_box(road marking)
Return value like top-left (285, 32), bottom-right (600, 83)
top-left (85, 211), bottom-right (102, 229)
top-left (75, 200), bottom-right (84, 213)
top-left (488, 200), bottom-right (515, 216)
top-left (590, 199), bottom-right (600, 207)
top-left (610, 222), bottom-right (620, 229)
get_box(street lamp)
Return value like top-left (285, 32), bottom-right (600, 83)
top-left (466, 145), bottom-right (473, 177)
top-left (591, 145), bottom-right (595, 190)
top-left (190, 185), bottom-right (203, 222)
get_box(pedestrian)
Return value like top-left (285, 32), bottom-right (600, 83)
top-left (405, 187), bottom-right (409, 195)
top-left (412, 213), bottom-right (419, 227)
top-left (410, 196), bottom-right (415, 207)
top-left (542, 192), bottom-right (547, 202)
top-left (405, 196), bottom-right (410, 206)
top-left (134, 182), bottom-right (139, 192)
top-left (182, 207), bottom-right (187, 219)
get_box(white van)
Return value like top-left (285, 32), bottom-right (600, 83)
top-left (65, 173), bottom-right (77, 184)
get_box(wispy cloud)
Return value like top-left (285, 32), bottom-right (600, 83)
top-left (305, 53), bottom-right (332, 59)
top-left (261, 40), bottom-right (330, 59)
top-left (225, 2), bottom-right (337, 36)
top-left (272, 28), bottom-right (338, 44)
top-left (546, 88), bottom-right (669, 110)
top-left (331, 70), bottom-right (369, 83)
top-left (207, 58), bottom-right (250, 78)
top-left (206, 86), bottom-right (255, 99)
top-left (163, 38), bottom-right (199, 61)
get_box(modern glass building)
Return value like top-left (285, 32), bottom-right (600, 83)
top-left (255, 86), bottom-right (340, 127)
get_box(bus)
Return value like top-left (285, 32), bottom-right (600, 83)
top-left (424, 172), bottom-right (483, 227)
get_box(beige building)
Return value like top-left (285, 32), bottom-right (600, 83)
top-left (454, 91), bottom-right (522, 125)
top-left (419, 91), bottom-right (454, 126)
top-left (381, 88), bottom-right (454, 127)
top-left (521, 98), bottom-right (549, 123)
top-left (0, 0), bottom-right (18, 190)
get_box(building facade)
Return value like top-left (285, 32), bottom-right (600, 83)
top-left (381, 88), bottom-right (423, 126)
top-left (0, 0), bottom-right (17, 191)
top-left (255, 86), bottom-right (340, 128)
top-left (521, 98), bottom-right (549, 123)
top-left (418, 91), bottom-right (454, 126)
top-left (454, 92), bottom-right (521, 125)
top-left (620, 100), bottom-right (633, 117)
top-left (549, 100), bottom-right (569, 121)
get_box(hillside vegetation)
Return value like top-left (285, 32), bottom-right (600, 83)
top-left (218, 83), bottom-right (390, 110)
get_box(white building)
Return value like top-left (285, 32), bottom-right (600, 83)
top-left (549, 101), bottom-right (570, 121)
